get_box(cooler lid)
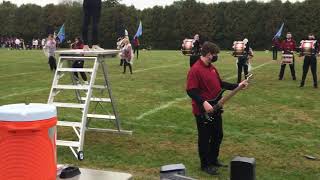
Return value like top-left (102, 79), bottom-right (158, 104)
top-left (0, 103), bottom-right (57, 122)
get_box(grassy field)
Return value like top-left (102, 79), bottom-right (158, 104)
top-left (0, 49), bottom-right (319, 179)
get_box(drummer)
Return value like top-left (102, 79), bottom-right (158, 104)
top-left (189, 34), bottom-right (202, 67)
top-left (232, 38), bottom-right (253, 83)
top-left (300, 33), bottom-right (319, 88)
top-left (279, 32), bottom-right (297, 80)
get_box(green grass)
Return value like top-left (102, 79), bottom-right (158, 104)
top-left (0, 49), bottom-right (320, 179)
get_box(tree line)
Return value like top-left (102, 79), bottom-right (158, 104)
top-left (1, 0), bottom-right (320, 50)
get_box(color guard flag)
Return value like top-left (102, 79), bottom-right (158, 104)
top-left (57, 24), bottom-right (65, 42)
top-left (134, 21), bottom-right (142, 39)
top-left (273, 22), bottom-right (284, 40)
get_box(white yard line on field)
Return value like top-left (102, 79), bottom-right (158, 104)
top-left (224, 60), bottom-right (274, 81)
top-left (96, 62), bottom-right (184, 80)
top-left (0, 71), bottom-right (42, 79)
top-left (135, 60), bottom-right (273, 121)
top-left (0, 88), bottom-right (49, 100)
top-left (136, 97), bottom-right (187, 120)
top-left (134, 63), bottom-right (184, 73)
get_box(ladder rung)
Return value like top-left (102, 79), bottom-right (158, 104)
top-left (53, 85), bottom-right (89, 90)
top-left (57, 121), bottom-right (82, 127)
top-left (92, 85), bottom-right (108, 89)
top-left (57, 68), bottom-right (94, 73)
top-left (87, 114), bottom-right (116, 120)
top-left (80, 97), bottom-right (111, 102)
top-left (60, 56), bottom-right (97, 60)
top-left (57, 140), bottom-right (80, 147)
top-left (52, 102), bottom-right (85, 108)
top-left (87, 128), bottom-right (132, 135)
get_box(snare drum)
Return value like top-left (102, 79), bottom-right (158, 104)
top-left (233, 41), bottom-right (246, 57)
top-left (181, 39), bottom-right (194, 56)
top-left (281, 54), bottom-right (293, 64)
top-left (300, 40), bottom-right (316, 56)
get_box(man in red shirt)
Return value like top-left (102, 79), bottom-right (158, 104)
top-left (132, 37), bottom-right (140, 59)
top-left (272, 37), bottom-right (281, 60)
top-left (279, 32), bottom-right (297, 80)
top-left (71, 37), bottom-right (88, 84)
top-left (186, 42), bottom-right (248, 175)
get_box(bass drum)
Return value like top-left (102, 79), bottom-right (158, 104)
top-left (281, 54), bottom-right (293, 64)
top-left (300, 40), bottom-right (316, 56)
top-left (181, 39), bottom-right (194, 56)
top-left (233, 41), bottom-right (246, 57)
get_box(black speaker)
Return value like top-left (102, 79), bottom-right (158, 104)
top-left (230, 156), bottom-right (256, 180)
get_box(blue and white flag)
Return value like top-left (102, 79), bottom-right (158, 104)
top-left (273, 22), bottom-right (284, 40)
top-left (57, 24), bottom-right (65, 42)
top-left (134, 21), bottom-right (142, 39)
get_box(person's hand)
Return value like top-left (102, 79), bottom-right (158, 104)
top-left (239, 79), bottom-right (249, 89)
top-left (203, 101), bottom-right (214, 113)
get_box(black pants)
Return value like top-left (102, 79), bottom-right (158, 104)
top-left (72, 60), bottom-right (87, 81)
top-left (120, 59), bottom-right (124, 66)
top-left (123, 61), bottom-right (132, 74)
top-left (190, 55), bottom-right (200, 67)
top-left (237, 62), bottom-right (249, 83)
top-left (301, 56), bottom-right (317, 86)
top-left (48, 56), bottom-right (57, 71)
top-left (82, 0), bottom-right (101, 45)
top-left (279, 60), bottom-right (296, 80)
top-left (196, 114), bottom-right (223, 169)
top-left (134, 46), bottom-right (139, 59)
top-left (272, 46), bottom-right (278, 60)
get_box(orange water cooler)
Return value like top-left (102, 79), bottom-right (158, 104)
top-left (0, 103), bottom-right (57, 180)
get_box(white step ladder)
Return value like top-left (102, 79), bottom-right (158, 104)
top-left (48, 50), bottom-right (132, 160)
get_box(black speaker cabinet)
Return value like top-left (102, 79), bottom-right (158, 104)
top-left (230, 156), bottom-right (256, 180)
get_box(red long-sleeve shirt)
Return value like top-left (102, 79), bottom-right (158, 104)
top-left (281, 39), bottom-right (296, 52)
top-left (272, 38), bottom-right (281, 48)
top-left (72, 42), bottom-right (84, 49)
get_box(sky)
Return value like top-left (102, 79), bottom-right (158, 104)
top-left (5, 0), bottom-right (304, 10)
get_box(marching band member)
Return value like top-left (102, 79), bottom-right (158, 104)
top-left (121, 38), bottom-right (133, 74)
top-left (235, 38), bottom-right (253, 83)
top-left (71, 37), bottom-right (88, 84)
top-left (132, 36), bottom-right (140, 60)
top-left (272, 37), bottom-right (281, 60)
top-left (186, 42), bottom-right (248, 175)
top-left (279, 32), bottom-right (297, 80)
top-left (300, 33), bottom-right (319, 88)
top-left (44, 34), bottom-right (57, 71)
top-left (82, 0), bottom-right (104, 51)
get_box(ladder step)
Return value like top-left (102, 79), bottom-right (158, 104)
top-left (80, 97), bottom-right (111, 102)
top-left (87, 128), bottom-right (132, 135)
top-left (57, 68), bottom-right (94, 73)
top-left (92, 85), bottom-right (108, 89)
top-left (52, 102), bottom-right (85, 108)
top-left (57, 140), bottom-right (80, 147)
top-left (53, 85), bottom-right (89, 90)
top-left (87, 114), bottom-right (116, 120)
top-left (57, 121), bottom-right (82, 127)
top-left (60, 56), bottom-right (97, 60)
